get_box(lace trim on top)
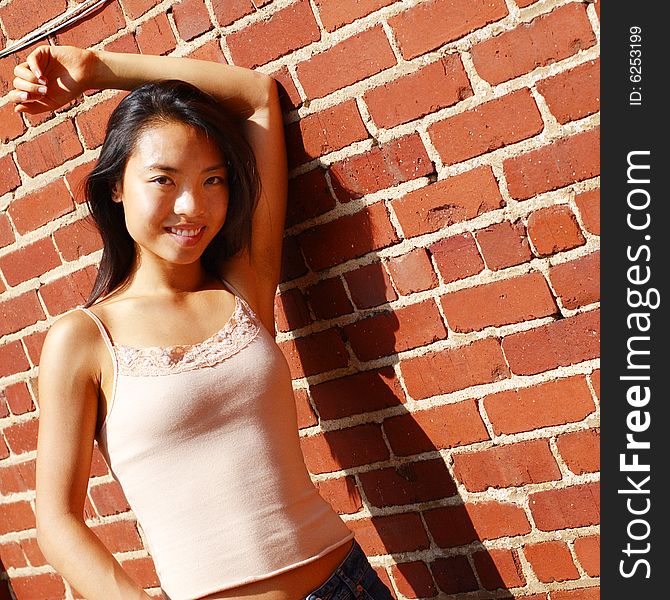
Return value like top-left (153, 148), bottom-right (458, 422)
top-left (113, 296), bottom-right (261, 377)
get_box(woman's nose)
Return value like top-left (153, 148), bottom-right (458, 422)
top-left (173, 187), bottom-right (205, 216)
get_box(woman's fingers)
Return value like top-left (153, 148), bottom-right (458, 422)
top-left (12, 75), bottom-right (48, 95)
top-left (25, 45), bottom-right (50, 82)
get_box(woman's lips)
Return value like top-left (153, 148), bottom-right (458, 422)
top-left (165, 226), bottom-right (206, 246)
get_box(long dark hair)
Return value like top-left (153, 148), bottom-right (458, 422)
top-left (83, 79), bottom-right (260, 307)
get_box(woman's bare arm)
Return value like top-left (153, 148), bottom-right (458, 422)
top-left (36, 311), bottom-right (152, 600)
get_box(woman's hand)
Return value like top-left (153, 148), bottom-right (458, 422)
top-left (9, 45), bottom-right (97, 114)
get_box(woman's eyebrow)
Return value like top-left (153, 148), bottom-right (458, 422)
top-left (145, 163), bottom-right (227, 172)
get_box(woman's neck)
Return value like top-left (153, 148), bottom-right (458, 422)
top-left (124, 255), bottom-right (213, 299)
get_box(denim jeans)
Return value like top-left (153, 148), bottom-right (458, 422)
top-left (303, 540), bottom-right (395, 600)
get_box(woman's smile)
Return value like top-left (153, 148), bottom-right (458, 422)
top-left (165, 225), bottom-right (207, 246)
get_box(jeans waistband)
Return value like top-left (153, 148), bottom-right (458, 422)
top-left (305, 539), bottom-right (368, 599)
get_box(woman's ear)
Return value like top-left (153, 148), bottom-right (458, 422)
top-left (111, 182), bottom-right (123, 203)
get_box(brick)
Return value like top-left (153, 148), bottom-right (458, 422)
top-left (392, 166), bottom-right (504, 238)
top-left (574, 535), bottom-right (600, 577)
top-left (4, 381), bottom-right (35, 415)
top-left (314, 476), bottom-right (362, 514)
top-left (274, 288), bottom-right (311, 332)
top-left (211, 0), bottom-right (271, 27)
top-left (529, 482), bottom-right (600, 531)
top-left (344, 300), bottom-right (448, 361)
top-left (550, 251), bottom-right (600, 309)
top-left (476, 219), bottom-right (532, 270)
top-left (23, 329), bottom-right (47, 367)
top-left (471, 4), bottom-right (597, 85)
top-left (52, 218), bottom-right (103, 262)
top-left (65, 161), bottom-right (96, 205)
top-left (473, 548), bottom-right (525, 590)
top-left (0, 153), bottom-right (21, 196)
top-left (8, 180), bottom-right (75, 234)
top-left (591, 369), bottom-right (600, 401)
top-left (506, 126), bottom-right (600, 199)
top-left (56, 0), bottom-right (125, 46)
top-left (0, 341), bottom-right (30, 378)
top-left (556, 428), bottom-right (600, 475)
top-left (441, 272), bottom-right (558, 333)
top-left (389, 0), bottom-right (508, 60)
top-left (0, 288), bottom-right (47, 337)
top-left (75, 93), bottom-right (125, 150)
top-left (172, 0), bottom-right (213, 41)
top-left (300, 424), bottom-right (389, 473)
top-left (185, 39), bottom-right (227, 63)
top-left (298, 202), bottom-right (399, 271)
top-left (344, 262), bottom-right (396, 309)
top-left (484, 375), bottom-right (595, 435)
top-left (466, 501), bottom-right (532, 540)
top-left (0, 501), bottom-right (35, 536)
top-left (350, 513), bottom-right (430, 554)
top-left (227, 0), bottom-right (320, 68)
top-left (401, 337), bottom-right (509, 400)
top-left (390, 560), bottom-right (437, 599)
top-left (430, 555), bottom-right (478, 595)
top-left (279, 236), bottom-right (308, 282)
top-left (528, 205), bottom-right (587, 256)
top-left (293, 387), bottom-right (317, 429)
top-left (0, 102), bottom-right (26, 143)
top-left (286, 100), bottom-right (368, 168)
top-left (0, 540), bottom-right (26, 570)
top-left (386, 248), bottom-right (437, 295)
top-left (104, 32), bottom-right (141, 54)
top-left (270, 66), bottom-right (302, 111)
top-left (384, 399), bottom-right (489, 456)
top-left (0, 213), bottom-right (15, 248)
top-left (516, 0), bottom-right (540, 6)
top-left (359, 459), bottom-right (457, 507)
top-left (120, 0), bottom-right (158, 19)
top-left (503, 309), bottom-right (599, 375)
top-left (91, 520), bottom-right (144, 553)
top-left (39, 266), bottom-right (97, 316)
top-left (15, 120), bottom-right (83, 177)
top-left (3, 458), bottom-right (36, 493)
top-left (89, 481), bottom-right (131, 517)
top-left (296, 26), bottom-right (397, 99)
top-left (330, 134), bottom-right (433, 200)
top-left (537, 59), bottom-right (600, 124)
top-left (0, 237), bottom-right (61, 286)
top-left (10, 573), bottom-right (65, 599)
top-left (0, 0), bottom-right (66, 39)
top-left (278, 328), bottom-right (349, 378)
top-left (118, 555), bottom-right (160, 589)
top-left (430, 89), bottom-right (543, 165)
top-left (307, 276), bottom-right (353, 320)
top-left (551, 589), bottom-right (599, 600)
top-left (312, 367), bottom-right (405, 420)
top-left (365, 55), bottom-right (472, 129)
top-left (525, 540), bottom-right (579, 583)
top-left (430, 232), bottom-right (485, 284)
top-left (3, 418), bottom-right (38, 456)
top-left (135, 13), bottom-right (177, 56)
top-left (315, 0), bottom-right (395, 32)
top-left (575, 189), bottom-right (600, 236)
top-left (286, 168), bottom-right (337, 227)
top-left (453, 439), bottom-right (560, 492)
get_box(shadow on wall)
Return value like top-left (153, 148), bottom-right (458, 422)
top-left (280, 130), bottom-right (519, 598)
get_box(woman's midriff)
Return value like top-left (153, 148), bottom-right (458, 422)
top-left (193, 538), bottom-right (355, 600)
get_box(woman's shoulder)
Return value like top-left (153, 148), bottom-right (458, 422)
top-left (40, 308), bottom-right (107, 369)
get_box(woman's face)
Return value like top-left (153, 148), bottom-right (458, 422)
top-left (114, 120), bottom-right (229, 267)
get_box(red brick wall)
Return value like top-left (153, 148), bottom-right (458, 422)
top-left (0, 0), bottom-right (600, 598)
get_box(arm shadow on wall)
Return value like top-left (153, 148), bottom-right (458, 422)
top-left (283, 159), bottom-right (519, 599)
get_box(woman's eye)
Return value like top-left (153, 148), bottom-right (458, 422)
top-left (152, 176), bottom-right (172, 185)
top-left (206, 176), bottom-right (227, 185)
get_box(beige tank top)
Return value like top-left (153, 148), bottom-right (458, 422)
top-left (75, 277), bottom-right (353, 600)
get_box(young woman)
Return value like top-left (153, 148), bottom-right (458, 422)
top-left (10, 46), bottom-right (394, 600)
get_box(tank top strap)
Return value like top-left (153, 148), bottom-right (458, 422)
top-left (76, 306), bottom-right (116, 357)
top-left (219, 275), bottom-right (249, 307)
